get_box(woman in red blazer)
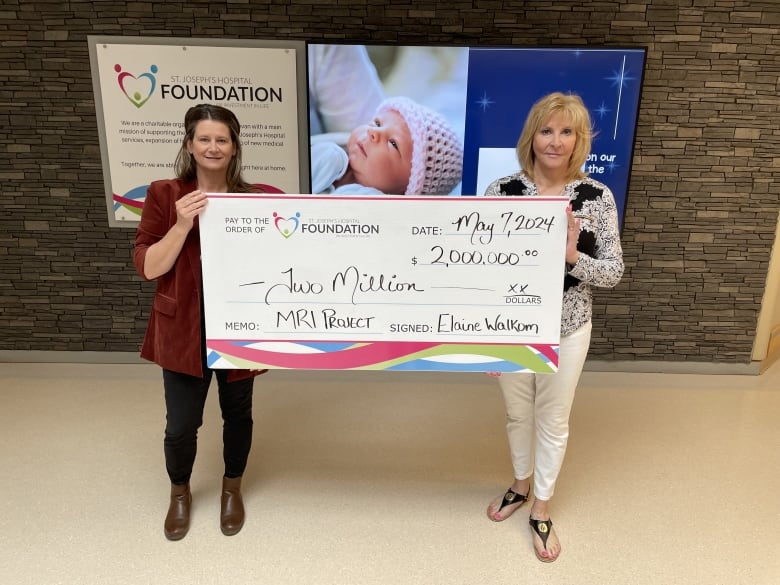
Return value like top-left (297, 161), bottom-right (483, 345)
top-left (134, 104), bottom-right (264, 541)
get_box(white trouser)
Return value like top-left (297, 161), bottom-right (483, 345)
top-left (497, 320), bottom-right (592, 501)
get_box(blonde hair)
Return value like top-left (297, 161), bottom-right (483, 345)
top-left (516, 92), bottom-right (593, 183)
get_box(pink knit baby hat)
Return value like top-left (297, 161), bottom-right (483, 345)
top-left (375, 97), bottom-right (463, 195)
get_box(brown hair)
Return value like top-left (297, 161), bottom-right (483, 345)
top-left (173, 103), bottom-right (252, 192)
top-left (516, 92), bottom-right (593, 183)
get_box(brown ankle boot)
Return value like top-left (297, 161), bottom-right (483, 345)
top-left (164, 482), bottom-right (191, 541)
top-left (220, 476), bottom-right (245, 536)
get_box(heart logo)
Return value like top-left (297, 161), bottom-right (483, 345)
top-left (115, 64), bottom-right (158, 108)
top-left (273, 211), bottom-right (301, 238)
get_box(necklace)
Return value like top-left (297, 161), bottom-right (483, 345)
top-left (536, 183), bottom-right (566, 196)
top-left (529, 170), bottom-right (566, 196)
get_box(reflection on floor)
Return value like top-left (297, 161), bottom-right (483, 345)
top-left (0, 361), bottom-right (778, 585)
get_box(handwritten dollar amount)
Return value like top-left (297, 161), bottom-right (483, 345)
top-left (411, 247), bottom-right (539, 267)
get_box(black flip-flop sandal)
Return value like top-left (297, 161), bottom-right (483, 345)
top-left (488, 488), bottom-right (529, 521)
top-left (529, 517), bottom-right (557, 562)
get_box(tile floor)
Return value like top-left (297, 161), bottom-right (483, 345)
top-left (0, 361), bottom-right (778, 585)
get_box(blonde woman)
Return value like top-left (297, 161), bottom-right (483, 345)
top-left (483, 92), bottom-right (624, 562)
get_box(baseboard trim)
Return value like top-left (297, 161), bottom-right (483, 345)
top-left (0, 351), bottom-right (763, 375)
top-left (0, 351), bottom-right (145, 364)
top-left (584, 359), bottom-right (761, 376)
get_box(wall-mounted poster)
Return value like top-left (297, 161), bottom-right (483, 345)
top-left (88, 36), bottom-right (308, 227)
top-left (306, 44), bottom-right (646, 228)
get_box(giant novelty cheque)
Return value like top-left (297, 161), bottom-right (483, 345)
top-left (199, 195), bottom-right (569, 372)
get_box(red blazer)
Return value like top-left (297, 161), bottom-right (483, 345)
top-left (133, 178), bottom-right (258, 382)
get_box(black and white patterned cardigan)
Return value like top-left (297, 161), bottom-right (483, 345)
top-left (483, 172), bottom-right (624, 336)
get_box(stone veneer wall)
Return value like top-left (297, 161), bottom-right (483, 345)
top-left (0, 0), bottom-right (778, 364)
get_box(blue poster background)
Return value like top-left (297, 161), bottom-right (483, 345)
top-left (463, 47), bottom-right (646, 229)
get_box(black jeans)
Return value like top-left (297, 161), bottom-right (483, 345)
top-left (162, 366), bottom-right (254, 485)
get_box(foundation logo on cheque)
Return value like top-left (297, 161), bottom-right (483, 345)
top-left (273, 212), bottom-right (301, 239)
top-left (272, 211), bottom-right (380, 239)
top-left (114, 63), bottom-right (158, 108)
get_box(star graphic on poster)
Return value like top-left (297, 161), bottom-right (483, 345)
top-left (476, 91), bottom-right (495, 112)
top-left (595, 102), bottom-right (611, 119)
top-left (606, 67), bottom-right (636, 90)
